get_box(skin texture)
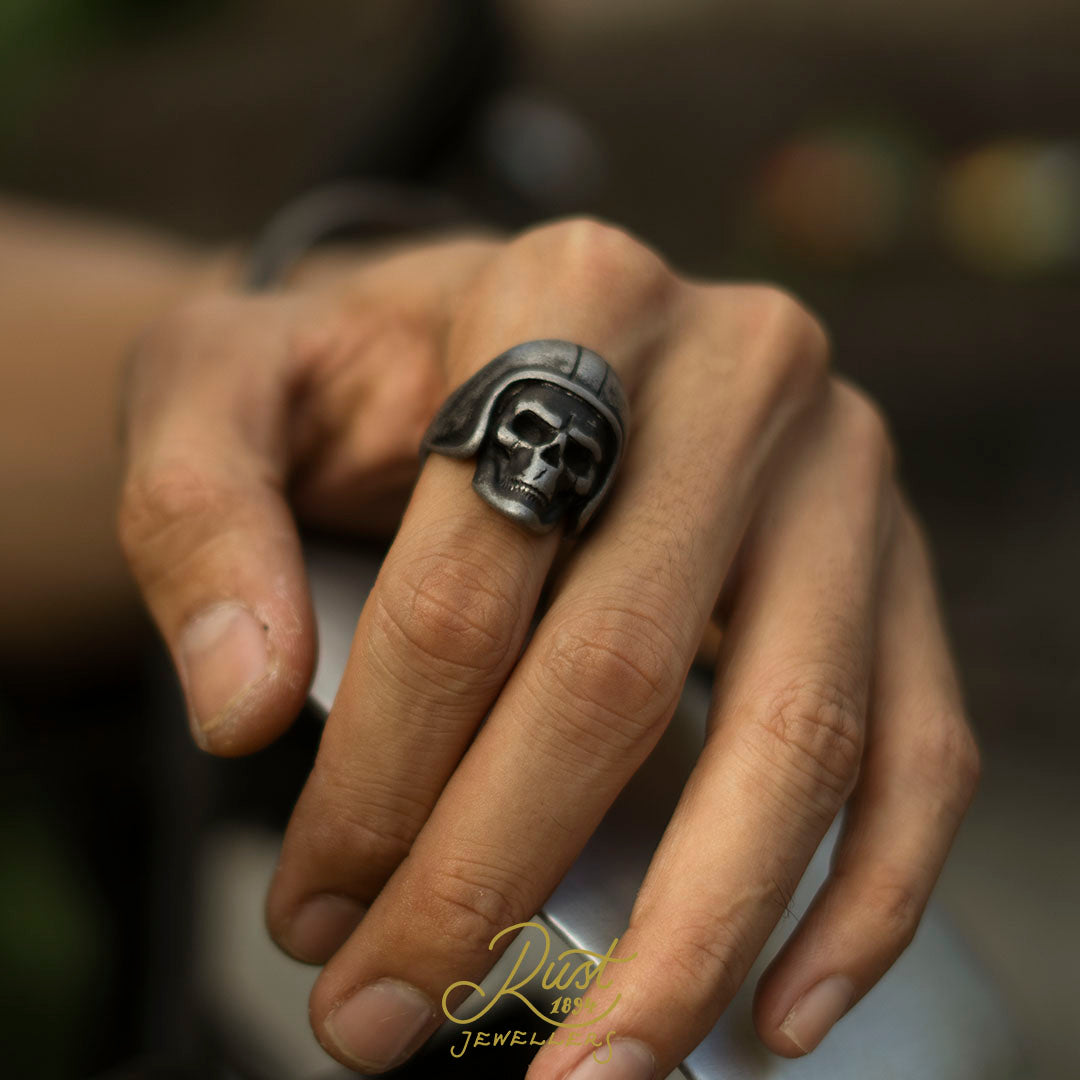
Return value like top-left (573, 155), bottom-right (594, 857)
top-left (117, 217), bottom-right (980, 1077)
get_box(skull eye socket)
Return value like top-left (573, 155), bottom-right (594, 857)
top-left (564, 439), bottom-right (594, 476)
top-left (511, 409), bottom-right (556, 444)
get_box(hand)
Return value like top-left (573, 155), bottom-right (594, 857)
top-left (118, 218), bottom-right (980, 1078)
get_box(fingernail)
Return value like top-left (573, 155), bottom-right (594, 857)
top-left (779, 974), bottom-right (855, 1054)
top-left (179, 602), bottom-right (270, 745)
top-left (324, 978), bottom-right (435, 1071)
top-left (567, 1038), bottom-right (655, 1080)
top-left (284, 894), bottom-right (366, 963)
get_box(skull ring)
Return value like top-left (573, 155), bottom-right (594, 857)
top-left (421, 340), bottom-right (629, 534)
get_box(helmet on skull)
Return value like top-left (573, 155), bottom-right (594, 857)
top-left (421, 339), bottom-right (628, 532)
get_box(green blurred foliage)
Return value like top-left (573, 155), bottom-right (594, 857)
top-left (0, 802), bottom-right (110, 1078)
top-left (0, 0), bottom-right (226, 138)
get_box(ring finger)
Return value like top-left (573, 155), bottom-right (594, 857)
top-left (526, 381), bottom-right (893, 1080)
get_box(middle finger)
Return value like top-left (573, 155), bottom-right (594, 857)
top-left (267, 221), bottom-right (674, 961)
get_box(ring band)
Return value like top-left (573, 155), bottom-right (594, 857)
top-left (421, 340), bottom-right (629, 534)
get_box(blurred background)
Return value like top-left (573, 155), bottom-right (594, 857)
top-left (0, 1), bottom-right (1077, 1077)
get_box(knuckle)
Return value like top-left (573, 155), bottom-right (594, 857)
top-left (293, 307), bottom-right (443, 463)
top-left (117, 460), bottom-right (224, 566)
top-left (156, 293), bottom-right (232, 338)
top-left (951, 724), bottom-right (983, 804)
top-left (861, 870), bottom-right (924, 953)
top-left (833, 381), bottom-right (896, 477)
top-left (746, 672), bottom-right (864, 814)
top-left (634, 864), bottom-right (797, 994)
top-left (310, 761), bottom-right (425, 874)
top-left (126, 295), bottom-right (288, 419)
top-left (373, 542), bottom-right (525, 688)
top-left (419, 856), bottom-right (528, 947)
top-left (534, 605), bottom-right (683, 757)
top-left (913, 713), bottom-right (982, 811)
top-left (137, 294), bottom-right (245, 369)
top-left (745, 285), bottom-right (831, 390)
top-left (514, 216), bottom-right (675, 309)
top-left (660, 908), bottom-right (754, 993)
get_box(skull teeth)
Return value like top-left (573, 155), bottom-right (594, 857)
top-left (501, 478), bottom-right (549, 508)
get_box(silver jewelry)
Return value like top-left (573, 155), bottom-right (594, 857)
top-left (422, 340), bottom-right (629, 534)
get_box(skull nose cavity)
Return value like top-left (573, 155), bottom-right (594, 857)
top-left (541, 442), bottom-right (563, 466)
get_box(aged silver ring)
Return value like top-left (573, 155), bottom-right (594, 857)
top-left (421, 339), bottom-right (629, 534)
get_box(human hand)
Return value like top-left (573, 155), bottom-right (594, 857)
top-left (118, 218), bottom-right (979, 1078)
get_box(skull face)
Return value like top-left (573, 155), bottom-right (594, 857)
top-left (473, 381), bottom-right (613, 531)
